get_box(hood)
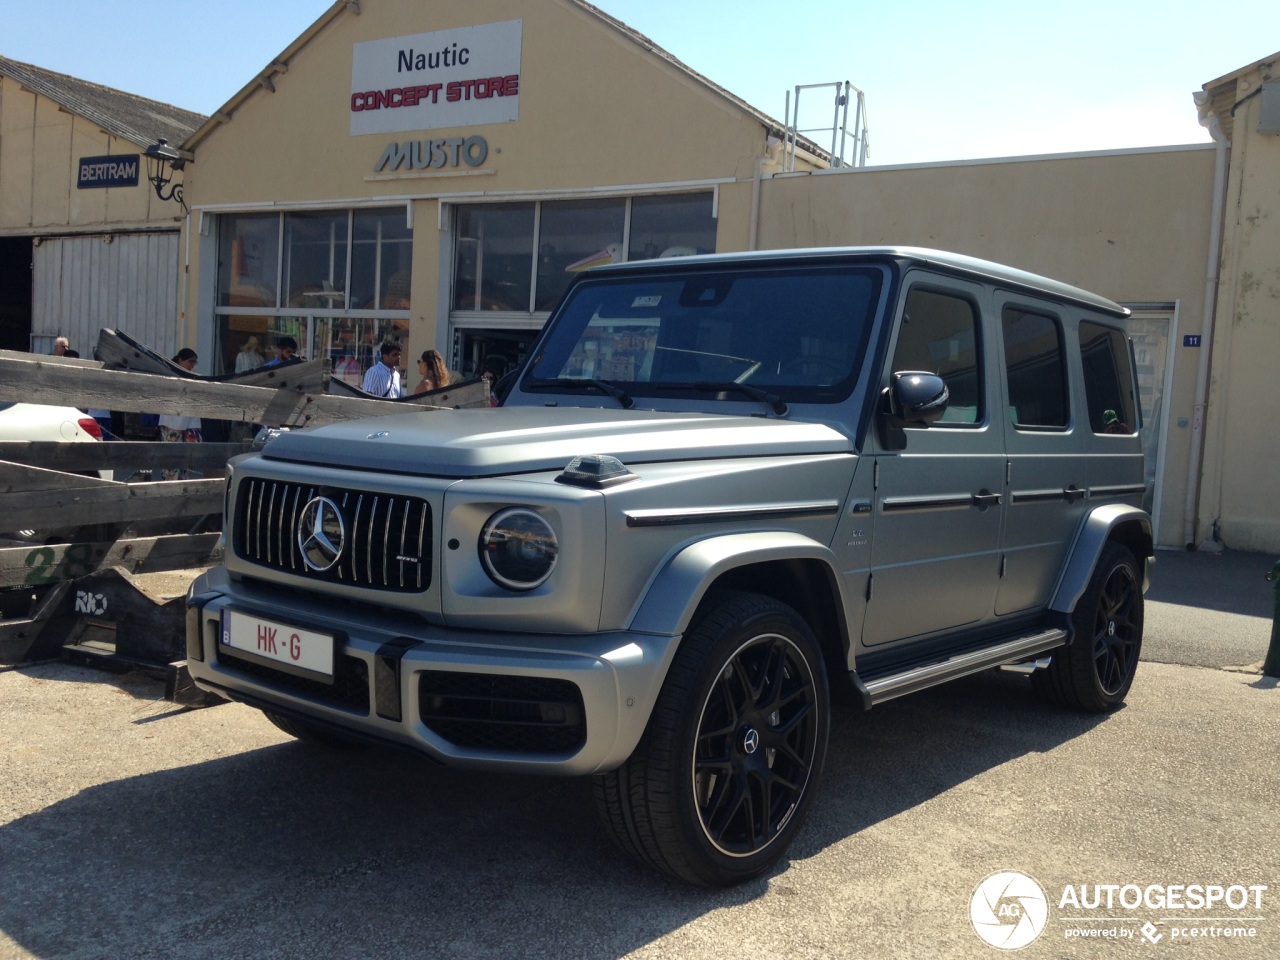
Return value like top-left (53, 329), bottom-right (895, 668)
top-left (262, 407), bottom-right (852, 477)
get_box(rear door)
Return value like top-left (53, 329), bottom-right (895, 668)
top-left (993, 296), bottom-right (1086, 615)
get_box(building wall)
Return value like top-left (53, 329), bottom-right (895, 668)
top-left (178, 0), bottom-right (786, 355)
top-left (1200, 69), bottom-right (1280, 552)
top-left (756, 146), bottom-right (1219, 547)
top-left (0, 73), bottom-right (185, 354)
top-left (0, 75), bottom-right (177, 233)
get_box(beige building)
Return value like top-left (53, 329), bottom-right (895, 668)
top-left (0, 57), bottom-right (204, 356)
top-left (175, 0), bottom-right (821, 389)
top-left (3, 4), bottom-right (1274, 553)
top-left (1194, 55), bottom-right (1280, 554)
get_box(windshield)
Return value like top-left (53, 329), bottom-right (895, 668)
top-left (523, 264), bottom-right (882, 406)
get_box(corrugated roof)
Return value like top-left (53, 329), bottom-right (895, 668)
top-left (0, 55), bottom-right (206, 149)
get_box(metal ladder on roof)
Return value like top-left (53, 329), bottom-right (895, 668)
top-left (783, 81), bottom-right (869, 171)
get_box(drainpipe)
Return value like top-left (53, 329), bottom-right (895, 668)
top-left (1182, 104), bottom-right (1229, 550)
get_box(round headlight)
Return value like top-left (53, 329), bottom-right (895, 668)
top-left (479, 508), bottom-right (558, 591)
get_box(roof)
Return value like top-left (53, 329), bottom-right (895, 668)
top-left (0, 56), bottom-right (206, 149)
top-left (1198, 50), bottom-right (1279, 143)
top-left (585, 245), bottom-right (1130, 318)
top-left (184, 0), bottom-right (829, 162)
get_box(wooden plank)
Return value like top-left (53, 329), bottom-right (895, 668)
top-left (0, 580), bottom-right (73, 664)
top-left (0, 441), bottom-right (252, 472)
top-left (0, 476), bottom-right (224, 529)
top-left (0, 460), bottom-right (114, 493)
top-left (0, 357), bottom-right (474, 426)
top-left (0, 533), bottom-right (223, 589)
top-left (0, 348), bottom-right (103, 369)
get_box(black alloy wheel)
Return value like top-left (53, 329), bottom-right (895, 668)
top-left (1034, 542), bottom-right (1144, 713)
top-left (594, 591), bottom-right (830, 886)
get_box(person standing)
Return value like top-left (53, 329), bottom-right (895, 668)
top-left (159, 348), bottom-right (202, 480)
top-left (235, 336), bottom-right (265, 373)
top-left (362, 341), bottom-right (403, 398)
top-left (260, 336), bottom-right (301, 368)
top-left (413, 349), bottom-right (451, 394)
top-left (51, 336), bottom-right (69, 356)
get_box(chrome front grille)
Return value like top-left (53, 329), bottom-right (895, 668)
top-left (234, 478), bottom-right (432, 592)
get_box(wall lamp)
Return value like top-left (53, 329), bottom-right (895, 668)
top-left (144, 138), bottom-right (193, 213)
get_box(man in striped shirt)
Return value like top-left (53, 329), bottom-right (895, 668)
top-left (361, 341), bottom-right (404, 398)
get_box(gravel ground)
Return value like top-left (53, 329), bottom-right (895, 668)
top-left (0, 548), bottom-right (1276, 960)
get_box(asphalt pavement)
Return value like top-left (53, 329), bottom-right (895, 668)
top-left (0, 547), bottom-right (1276, 960)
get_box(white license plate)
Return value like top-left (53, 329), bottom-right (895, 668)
top-left (220, 609), bottom-right (334, 679)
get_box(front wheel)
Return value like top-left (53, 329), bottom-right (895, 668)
top-left (594, 591), bottom-right (830, 886)
top-left (1035, 542), bottom-right (1144, 712)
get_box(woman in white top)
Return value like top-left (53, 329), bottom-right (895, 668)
top-left (235, 336), bottom-right (265, 373)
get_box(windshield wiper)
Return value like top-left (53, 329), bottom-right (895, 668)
top-left (545, 377), bottom-right (634, 409)
top-left (690, 381), bottom-right (788, 417)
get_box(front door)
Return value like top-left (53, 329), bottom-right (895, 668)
top-left (863, 277), bottom-right (1004, 646)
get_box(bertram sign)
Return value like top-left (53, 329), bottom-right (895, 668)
top-left (350, 19), bottom-right (522, 136)
top-left (77, 155), bottom-right (139, 189)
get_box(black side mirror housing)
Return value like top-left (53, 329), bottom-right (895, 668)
top-left (877, 371), bottom-right (950, 450)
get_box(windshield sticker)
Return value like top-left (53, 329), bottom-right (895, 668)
top-left (631, 295), bottom-right (662, 308)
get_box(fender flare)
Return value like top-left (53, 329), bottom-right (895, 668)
top-left (628, 531), bottom-right (849, 638)
top-left (1049, 503), bottom-right (1153, 614)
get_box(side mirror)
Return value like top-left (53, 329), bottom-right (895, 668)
top-left (878, 371), bottom-right (950, 450)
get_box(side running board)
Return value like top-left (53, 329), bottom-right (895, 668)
top-left (857, 628), bottom-right (1068, 707)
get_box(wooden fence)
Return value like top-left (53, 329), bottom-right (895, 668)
top-left (0, 329), bottom-right (488, 677)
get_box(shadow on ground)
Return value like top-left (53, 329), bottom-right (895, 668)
top-left (0, 670), bottom-right (1105, 960)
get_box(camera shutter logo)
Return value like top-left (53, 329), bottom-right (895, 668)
top-left (970, 871), bottom-right (1049, 950)
top-left (298, 497), bottom-right (346, 572)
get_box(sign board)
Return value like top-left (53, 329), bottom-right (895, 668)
top-left (1183, 335), bottom-right (1202, 347)
top-left (351, 19), bottom-right (522, 136)
top-left (77, 155), bottom-right (140, 189)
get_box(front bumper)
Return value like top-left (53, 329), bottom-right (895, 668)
top-left (185, 568), bottom-right (681, 775)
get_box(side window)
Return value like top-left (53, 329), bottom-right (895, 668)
top-left (1078, 321), bottom-right (1138, 434)
top-left (1002, 306), bottom-right (1068, 429)
top-left (893, 288), bottom-right (982, 424)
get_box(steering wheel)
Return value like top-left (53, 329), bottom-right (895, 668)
top-left (779, 356), bottom-right (846, 383)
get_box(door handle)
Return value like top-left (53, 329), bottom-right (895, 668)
top-left (972, 489), bottom-right (1003, 510)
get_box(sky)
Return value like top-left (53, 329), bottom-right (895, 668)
top-left (2, 0), bottom-right (1278, 166)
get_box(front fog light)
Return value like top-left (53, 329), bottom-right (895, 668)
top-left (480, 508), bottom-right (558, 590)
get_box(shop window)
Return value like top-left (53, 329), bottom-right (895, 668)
top-left (218, 214), bottom-right (280, 308)
top-left (284, 213), bottom-right (349, 309)
top-left (313, 317), bottom-right (409, 388)
top-left (534, 198), bottom-right (626, 310)
top-left (454, 203), bottom-right (535, 312)
top-left (1079, 321), bottom-right (1138, 434)
top-left (1002, 306), bottom-right (1068, 428)
top-left (451, 192), bottom-right (717, 318)
top-left (628, 193), bottom-right (716, 260)
top-left (351, 210), bottom-right (413, 311)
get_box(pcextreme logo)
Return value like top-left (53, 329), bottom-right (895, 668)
top-left (970, 871), bottom-right (1269, 949)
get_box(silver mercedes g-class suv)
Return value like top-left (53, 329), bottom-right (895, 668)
top-left (186, 247), bottom-right (1150, 886)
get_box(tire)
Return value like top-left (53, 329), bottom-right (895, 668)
top-left (594, 591), bottom-right (830, 886)
top-left (261, 710), bottom-right (366, 749)
top-left (1035, 542), bottom-right (1143, 712)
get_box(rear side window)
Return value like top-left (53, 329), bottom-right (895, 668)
top-left (1003, 307), bottom-right (1068, 429)
top-left (1078, 321), bottom-right (1138, 434)
top-left (893, 288), bottom-right (982, 424)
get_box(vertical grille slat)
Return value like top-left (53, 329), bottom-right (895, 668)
top-left (233, 478), bottom-right (431, 593)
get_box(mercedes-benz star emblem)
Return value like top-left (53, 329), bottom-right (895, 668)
top-left (298, 496), bottom-right (345, 572)
top-left (742, 727), bottom-right (760, 755)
